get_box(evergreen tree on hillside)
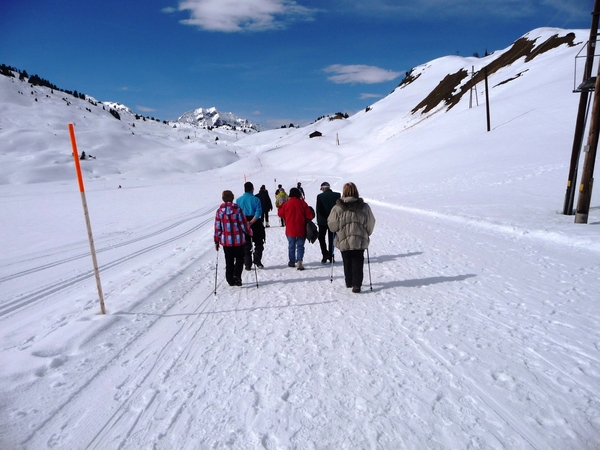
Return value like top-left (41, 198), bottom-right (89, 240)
top-left (0, 64), bottom-right (15, 77)
top-left (28, 74), bottom-right (59, 91)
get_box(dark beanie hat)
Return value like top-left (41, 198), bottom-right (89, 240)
top-left (244, 181), bottom-right (254, 192)
top-left (289, 187), bottom-right (301, 198)
top-left (320, 181), bottom-right (330, 188)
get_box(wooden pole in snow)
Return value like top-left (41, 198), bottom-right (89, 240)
top-left (564, 0), bottom-right (600, 215)
top-left (484, 67), bottom-right (491, 132)
top-left (575, 58), bottom-right (600, 223)
top-left (68, 124), bottom-right (106, 314)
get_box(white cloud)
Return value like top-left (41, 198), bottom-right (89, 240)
top-left (359, 93), bottom-right (384, 100)
top-left (174, 0), bottom-right (319, 32)
top-left (324, 64), bottom-right (403, 84)
top-left (137, 106), bottom-right (156, 112)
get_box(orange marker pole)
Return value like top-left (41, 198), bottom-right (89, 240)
top-left (69, 124), bottom-right (106, 314)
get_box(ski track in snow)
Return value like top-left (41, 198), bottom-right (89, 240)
top-left (1, 199), bottom-right (599, 450)
top-left (0, 206), bottom-right (217, 318)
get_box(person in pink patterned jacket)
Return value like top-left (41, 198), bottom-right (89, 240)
top-left (214, 190), bottom-right (252, 286)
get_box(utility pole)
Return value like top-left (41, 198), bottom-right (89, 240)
top-left (575, 59), bottom-right (600, 223)
top-left (469, 65), bottom-right (479, 109)
top-left (484, 67), bottom-right (491, 132)
top-left (564, 0), bottom-right (600, 215)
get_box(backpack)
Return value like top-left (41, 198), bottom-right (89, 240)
top-left (305, 219), bottom-right (318, 244)
top-left (276, 191), bottom-right (288, 207)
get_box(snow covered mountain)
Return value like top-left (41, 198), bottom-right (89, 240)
top-left (177, 106), bottom-right (265, 132)
top-left (2, 27), bottom-right (600, 449)
top-left (0, 27), bottom-right (580, 186)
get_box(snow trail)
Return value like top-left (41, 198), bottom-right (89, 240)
top-left (2, 205), bottom-right (599, 449)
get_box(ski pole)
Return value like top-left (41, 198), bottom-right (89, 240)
top-left (366, 247), bottom-right (373, 291)
top-left (254, 264), bottom-right (259, 288)
top-left (214, 246), bottom-right (219, 295)
top-left (330, 232), bottom-right (336, 283)
top-left (253, 251), bottom-right (259, 288)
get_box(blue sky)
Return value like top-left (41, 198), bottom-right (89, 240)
top-left (0, 0), bottom-right (592, 128)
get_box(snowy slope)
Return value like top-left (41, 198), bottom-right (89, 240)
top-left (0, 75), bottom-right (249, 184)
top-left (1, 28), bottom-right (599, 449)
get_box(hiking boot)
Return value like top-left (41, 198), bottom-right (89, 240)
top-left (245, 265), bottom-right (252, 271)
top-left (288, 262), bottom-right (295, 267)
top-left (297, 261), bottom-right (304, 271)
top-left (321, 257), bottom-right (329, 264)
top-left (265, 223), bottom-right (270, 228)
top-left (255, 262), bottom-right (264, 269)
top-left (233, 277), bottom-right (242, 286)
top-left (352, 286), bottom-right (361, 293)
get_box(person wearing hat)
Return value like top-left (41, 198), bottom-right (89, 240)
top-left (278, 187), bottom-right (314, 270)
top-left (315, 181), bottom-right (340, 264)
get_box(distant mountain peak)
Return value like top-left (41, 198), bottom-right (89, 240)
top-left (177, 107), bottom-right (264, 132)
top-left (104, 102), bottom-right (135, 115)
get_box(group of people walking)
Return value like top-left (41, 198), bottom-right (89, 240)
top-left (214, 180), bottom-right (375, 292)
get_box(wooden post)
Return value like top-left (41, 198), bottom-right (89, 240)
top-left (68, 124), bottom-right (106, 314)
top-left (575, 59), bottom-right (600, 223)
top-left (484, 67), bottom-right (491, 132)
top-left (564, 1), bottom-right (600, 215)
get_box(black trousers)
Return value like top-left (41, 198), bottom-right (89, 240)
top-left (244, 218), bottom-right (265, 268)
top-left (341, 249), bottom-right (365, 288)
top-left (223, 245), bottom-right (244, 284)
top-left (261, 211), bottom-right (269, 224)
top-left (318, 225), bottom-right (334, 260)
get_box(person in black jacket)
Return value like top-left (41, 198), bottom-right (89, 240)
top-left (296, 182), bottom-right (305, 199)
top-left (316, 181), bottom-right (341, 263)
top-left (255, 185), bottom-right (273, 228)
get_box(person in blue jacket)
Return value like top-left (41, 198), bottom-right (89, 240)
top-left (236, 182), bottom-right (266, 269)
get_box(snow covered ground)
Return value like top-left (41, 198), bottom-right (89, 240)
top-left (1, 28), bottom-right (599, 449)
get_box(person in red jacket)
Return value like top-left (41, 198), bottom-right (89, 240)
top-left (278, 187), bottom-right (314, 270)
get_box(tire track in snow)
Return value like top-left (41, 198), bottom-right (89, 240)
top-left (0, 206), bottom-right (216, 283)
top-left (0, 211), bottom-right (215, 318)
top-left (17, 253), bottom-right (218, 449)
